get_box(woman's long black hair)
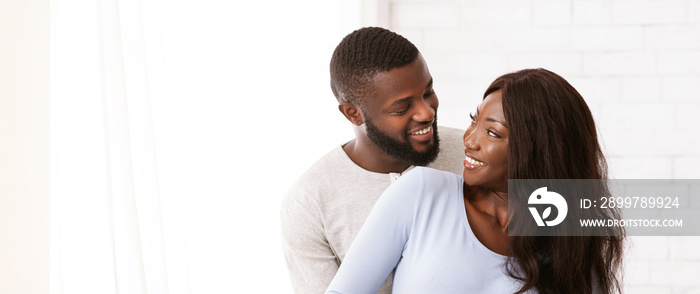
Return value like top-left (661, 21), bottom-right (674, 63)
top-left (484, 68), bottom-right (625, 294)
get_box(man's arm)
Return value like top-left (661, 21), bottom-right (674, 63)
top-left (281, 192), bottom-right (339, 293)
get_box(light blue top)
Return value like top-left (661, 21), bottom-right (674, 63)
top-left (326, 167), bottom-right (529, 294)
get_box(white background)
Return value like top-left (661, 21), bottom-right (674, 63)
top-left (150, 1), bottom-right (361, 292)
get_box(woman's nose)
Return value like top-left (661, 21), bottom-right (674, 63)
top-left (463, 129), bottom-right (479, 150)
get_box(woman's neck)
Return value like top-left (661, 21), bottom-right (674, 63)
top-left (464, 183), bottom-right (509, 227)
top-left (463, 182), bottom-right (510, 255)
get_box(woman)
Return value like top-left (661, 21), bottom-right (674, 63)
top-left (326, 68), bottom-right (624, 294)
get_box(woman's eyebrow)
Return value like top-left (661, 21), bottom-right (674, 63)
top-left (486, 117), bottom-right (508, 128)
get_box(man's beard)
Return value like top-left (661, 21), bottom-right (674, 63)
top-left (364, 117), bottom-right (440, 166)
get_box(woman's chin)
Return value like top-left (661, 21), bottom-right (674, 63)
top-left (462, 176), bottom-right (481, 188)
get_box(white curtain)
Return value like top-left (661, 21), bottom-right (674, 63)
top-left (51, 0), bottom-right (362, 292)
top-left (51, 0), bottom-right (186, 293)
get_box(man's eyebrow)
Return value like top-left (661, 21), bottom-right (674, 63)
top-left (389, 96), bottom-right (413, 107)
top-left (389, 78), bottom-right (434, 107)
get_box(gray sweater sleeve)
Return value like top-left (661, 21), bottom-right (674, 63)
top-left (281, 185), bottom-right (339, 294)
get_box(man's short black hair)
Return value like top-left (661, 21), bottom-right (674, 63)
top-left (330, 27), bottom-right (419, 108)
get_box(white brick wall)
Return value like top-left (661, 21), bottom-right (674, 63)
top-left (621, 77), bottom-right (661, 102)
top-left (533, 0), bottom-right (572, 26)
top-left (570, 27), bottom-right (644, 51)
top-left (659, 51), bottom-right (700, 74)
top-left (583, 52), bottom-right (657, 75)
top-left (612, 0), bottom-right (687, 25)
top-left (385, 0), bottom-right (700, 291)
top-left (573, 0), bottom-right (612, 25)
top-left (644, 26), bottom-right (700, 50)
top-left (691, 0), bottom-right (700, 23)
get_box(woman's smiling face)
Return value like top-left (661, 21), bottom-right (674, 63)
top-left (463, 90), bottom-right (510, 192)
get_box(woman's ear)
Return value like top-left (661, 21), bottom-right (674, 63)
top-left (338, 101), bottom-right (364, 126)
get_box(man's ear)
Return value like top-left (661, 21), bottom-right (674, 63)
top-left (338, 101), bottom-right (364, 126)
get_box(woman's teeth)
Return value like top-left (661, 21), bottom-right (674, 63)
top-left (465, 156), bottom-right (486, 166)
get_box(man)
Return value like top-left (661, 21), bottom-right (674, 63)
top-left (281, 27), bottom-right (464, 294)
